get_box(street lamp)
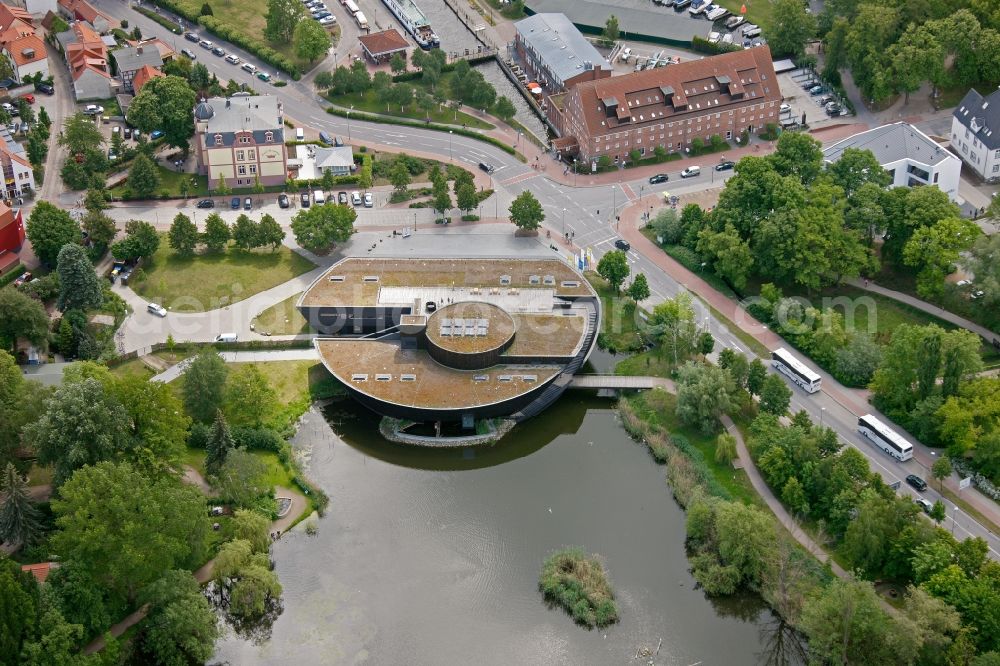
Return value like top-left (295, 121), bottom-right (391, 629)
top-left (562, 207), bottom-right (566, 235)
top-left (820, 407), bottom-right (826, 427)
top-left (449, 130), bottom-right (453, 161)
top-left (347, 105), bottom-right (353, 141)
top-left (573, 158), bottom-right (577, 186)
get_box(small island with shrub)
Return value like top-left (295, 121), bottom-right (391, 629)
top-left (538, 547), bottom-right (619, 628)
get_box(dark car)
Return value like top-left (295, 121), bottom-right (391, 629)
top-left (333, 135), bottom-right (344, 147)
top-left (211, 47), bottom-right (225, 57)
top-left (278, 194), bottom-right (290, 208)
top-left (825, 105), bottom-right (843, 116)
top-left (300, 191), bottom-right (310, 207)
top-left (181, 48), bottom-right (197, 60)
top-left (244, 197), bottom-right (252, 210)
top-left (906, 474), bottom-right (928, 492)
top-left (196, 199), bottom-right (215, 208)
top-left (230, 196), bottom-right (240, 210)
top-left (36, 83), bottom-right (54, 95)
top-left (319, 131), bottom-right (333, 145)
top-left (715, 161), bottom-right (735, 171)
top-left (478, 162), bottom-right (496, 174)
top-left (614, 239), bottom-right (630, 252)
top-left (184, 32), bottom-right (200, 42)
top-left (809, 85), bottom-right (826, 95)
top-left (338, 191), bottom-right (348, 205)
top-left (648, 173), bottom-right (669, 184)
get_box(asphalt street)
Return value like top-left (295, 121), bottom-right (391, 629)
top-left (94, 0), bottom-right (1000, 556)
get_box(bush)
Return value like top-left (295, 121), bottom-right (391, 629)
top-left (538, 548), bottom-right (618, 628)
top-left (231, 426), bottom-right (283, 452)
top-left (691, 35), bottom-right (742, 55)
top-left (188, 422), bottom-right (210, 449)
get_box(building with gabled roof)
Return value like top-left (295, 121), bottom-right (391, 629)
top-left (0, 200), bottom-right (25, 255)
top-left (193, 95), bottom-right (288, 189)
top-left (59, 21), bottom-right (114, 100)
top-left (57, 0), bottom-right (117, 33)
top-left (131, 63), bottom-right (164, 93)
top-left (951, 87), bottom-right (1000, 183)
top-left (0, 4), bottom-right (48, 84)
top-left (549, 46), bottom-right (781, 165)
top-left (358, 29), bottom-right (408, 64)
top-left (513, 13), bottom-right (611, 95)
top-left (0, 127), bottom-right (35, 199)
top-left (112, 43), bottom-right (163, 93)
top-left (822, 122), bottom-right (961, 201)
top-left (126, 37), bottom-right (176, 63)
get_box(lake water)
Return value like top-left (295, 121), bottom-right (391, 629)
top-left (211, 394), bottom-right (786, 665)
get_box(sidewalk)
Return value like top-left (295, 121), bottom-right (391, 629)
top-left (150, 348), bottom-right (320, 383)
top-left (848, 278), bottom-right (999, 340)
top-left (724, 415), bottom-right (847, 578)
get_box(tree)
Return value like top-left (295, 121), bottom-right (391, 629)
top-left (0, 463), bottom-right (42, 548)
top-left (205, 410), bottom-right (235, 477)
top-left (26, 201), bottom-right (80, 266)
top-left (675, 362), bottom-right (733, 434)
top-left (215, 449), bottom-right (271, 508)
top-left (214, 172), bottom-right (231, 196)
top-left (224, 365), bottom-right (277, 428)
top-left (602, 14), bottom-right (620, 45)
top-left (231, 214), bottom-right (259, 251)
top-left (51, 461), bottom-right (210, 604)
top-left (290, 203), bottom-right (356, 253)
top-left (902, 586), bottom-right (962, 666)
top-left (626, 273), bottom-right (650, 302)
top-left (56, 243), bottom-right (102, 312)
top-left (782, 476), bottom-right (810, 515)
top-left (769, 0), bottom-right (818, 57)
top-left (714, 433), bottom-right (737, 465)
top-left (257, 213), bottom-right (285, 250)
top-left (698, 331), bottom-right (715, 355)
top-left (930, 500), bottom-right (947, 523)
top-left (494, 96), bottom-right (516, 121)
top-left (455, 181), bottom-right (478, 215)
top-left (25, 132), bottom-right (47, 167)
top-left (112, 219), bottom-right (160, 261)
top-left (964, 234), bottom-right (1000, 314)
top-left (508, 190), bottom-right (544, 231)
top-left (770, 132), bottom-right (825, 184)
top-left (138, 570), bottom-right (218, 666)
top-left (649, 292), bottom-right (699, 364)
top-left (182, 349), bottom-right (229, 423)
top-left (903, 217), bottom-right (981, 298)
top-left (264, 0), bottom-right (302, 42)
top-left (834, 334), bottom-right (882, 387)
top-left (201, 212), bottom-right (230, 252)
top-left (747, 358), bottom-right (767, 395)
top-left (596, 250), bottom-right (629, 294)
top-left (109, 374), bottom-right (189, 478)
top-left (0, 288), bottom-right (48, 353)
top-left (200, 1), bottom-right (213, 14)
top-left (759, 374), bottom-right (793, 415)
top-left (696, 224), bottom-right (754, 290)
top-left (932, 456), bottom-right (953, 491)
top-left (168, 212), bottom-right (198, 257)
top-left (389, 52), bottom-right (406, 75)
top-left (127, 76), bottom-right (196, 149)
top-left (719, 348), bottom-right (750, 389)
top-left (431, 181), bottom-right (452, 216)
top-left (294, 18), bottom-right (330, 63)
top-left (127, 152), bottom-right (160, 199)
top-left (59, 113), bottom-right (103, 154)
top-left (81, 209), bottom-right (117, 250)
top-left (26, 378), bottom-right (131, 487)
top-left (389, 157), bottom-right (411, 192)
top-left (0, 556), bottom-right (37, 660)
top-left (228, 509), bottom-right (271, 554)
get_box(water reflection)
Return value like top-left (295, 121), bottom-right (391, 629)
top-left (756, 619), bottom-right (809, 666)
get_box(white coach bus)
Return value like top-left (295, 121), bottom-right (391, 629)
top-left (771, 347), bottom-right (822, 393)
top-left (857, 414), bottom-right (914, 462)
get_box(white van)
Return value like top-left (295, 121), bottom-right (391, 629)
top-left (313, 189), bottom-right (326, 204)
top-left (215, 333), bottom-right (238, 342)
top-left (295, 127), bottom-right (304, 141)
top-left (680, 166), bottom-right (701, 178)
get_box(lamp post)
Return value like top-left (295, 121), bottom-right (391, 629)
top-left (611, 184), bottom-right (616, 226)
top-left (562, 207), bottom-right (566, 235)
top-left (573, 158), bottom-right (577, 186)
top-left (449, 130), bottom-right (453, 161)
top-left (347, 105), bottom-right (353, 141)
top-left (820, 407), bottom-right (826, 428)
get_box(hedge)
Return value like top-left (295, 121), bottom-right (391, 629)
top-left (142, 0), bottom-right (301, 78)
top-left (691, 36), bottom-right (743, 56)
top-left (0, 264), bottom-right (25, 288)
top-left (325, 106), bottom-right (519, 157)
top-left (133, 5), bottom-right (182, 34)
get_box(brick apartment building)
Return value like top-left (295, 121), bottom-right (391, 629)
top-left (549, 46), bottom-right (782, 166)
top-left (512, 13), bottom-right (612, 98)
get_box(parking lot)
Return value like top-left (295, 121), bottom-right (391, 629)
top-left (776, 68), bottom-right (853, 131)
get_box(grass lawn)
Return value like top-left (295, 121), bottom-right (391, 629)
top-left (109, 357), bottom-right (156, 380)
top-left (232, 360), bottom-right (317, 406)
top-left (182, 447), bottom-right (293, 490)
top-left (131, 235), bottom-right (315, 312)
top-left (615, 349), bottom-right (674, 378)
top-left (251, 292), bottom-right (309, 335)
top-left (110, 166), bottom-right (208, 199)
top-left (87, 96), bottom-right (121, 116)
top-left (714, 0), bottom-right (773, 31)
top-left (586, 272), bottom-right (648, 354)
top-left (27, 465), bottom-right (53, 487)
top-left (874, 263), bottom-right (1000, 336)
top-left (331, 90), bottom-right (494, 130)
top-left (626, 390), bottom-right (758, 505)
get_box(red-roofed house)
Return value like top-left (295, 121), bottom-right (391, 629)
top-left (0, 201), bottom-right (25, 255)
top-left (57, 0), bottom-right (117, 33)
top-left (21, 562), bottom-right (58, 584)
top-left (131, 63), bottom-right (164, 93)
top-left (0, 146), bottom-right (35, 199)
top-left (63, 22), bottom-right (114, 100)
top-left (0, 4), bottom-right (49, 84)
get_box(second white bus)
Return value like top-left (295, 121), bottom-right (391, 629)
top-left (857, 414), bottom-right (914, 462)
top-left (771, 347), bottom-right (822, 393)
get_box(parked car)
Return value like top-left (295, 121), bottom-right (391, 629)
top-left (241, 62), bottom-right (257, 73)
top-left (124, 127), bottom-right (132, 139)
top-left (244, 197), bottom-right (252, 210)
top-left (318, 15), bottom-right (336, 24)
top-left (825, 104), bottom-right (843, 116)
top-left (915, 498), bottom-right (933, 515)
top-left (363, 192), bottom-right (374, 207)
top-left (197, 199), bottom-right (215, 208)
top-left (199, 40), bottom-right (214, 49)
top-left (184, 32), bottom-right (200, 42)
top-left (35, 83), bottom-right (54, 95)
top-left (20, 94), bottom-right (34, 104)
top-left (225, 54), bottom-right (240, 64)
top-left (147, 303), bottom-right (168, 317)
top-left (83, 104), bottom-right (104, 115)
top-left (680, 165), bottom-right (701, 178)
top-left (300, 191), bottom-right (311, 207)
top-left (338, 191), bottom-right (348, 204)
top-left (278, 193), bottom-right (289, 208)
top-left (230, 196), bottom-right (241, 209)
top-left (181, 48), bottom-right (197, 59)
top-left (12, 271), bottom-right (32, 287)
top-left (648, 173), bottom-right (669, 184)
top-left (150, 130), bottom-right (164, 139)
top-left (614, 239), bottom-right (631, 251)
top-left (906, 474), bottom-right (928, 492)
top-left (319, 131), bottom-right (333, 145)
top-left (256, 72), bottom-right (271, 82)
top-left (809, 85), bottom-right (826, 95)
top-left (212, 47), bottom-right (225, 57)
top-left (779, 103), bottom-right (791, 113)
top-left (715, 160), bottom-right (735, 171)
top-left (333, 135), bottom-right (344, 147)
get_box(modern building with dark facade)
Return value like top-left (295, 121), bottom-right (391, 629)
top-left (549, 46), bottom-right (782, 165)
top-left (298, 257), bottom-right (600, 424)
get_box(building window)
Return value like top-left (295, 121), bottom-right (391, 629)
top-left (214, 134), bottom-right (223, 146)
top-left (249, 164), bottom-right (257, 174)
top-left (236, 150), bottom-right (244, 161)
top-left (725, 130), bottom-right (732, 139)
top-left (239, 136), bottom-right (250, 145)
top-left (265, 131), bottom-right (273, 142)
top-left (238, 166), bottom-right (246, 176)
top-left (993, 165), bottom-right (1000, 173)
top-left (971, 152), bottom-right (978, 162)
top-left (248, 150), bottom-right (256, 160)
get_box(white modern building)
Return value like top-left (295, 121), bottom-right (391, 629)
top-left (952, 88), bottom-right (1000, 183)
top-left (822, 122), bottom-right (961, 200)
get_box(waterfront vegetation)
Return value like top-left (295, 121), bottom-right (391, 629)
top-left (539, 548), bottom-right (618, 628)
top-left (586, 273), bottom-right (646, 354)
top-left (132, 233), bottom-right (315, 312)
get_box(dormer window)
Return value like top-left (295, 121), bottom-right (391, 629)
top-left (239, 136), bottom-right (251, 144)
top-left (264, 131), bottom-right (273, 142)
top-left (214, 134), bottom-right (223, 146)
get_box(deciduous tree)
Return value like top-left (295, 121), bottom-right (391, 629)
top-left (112, 219), bottom-right (160, 261)
top-left (256, 213), bottom-right (285, 250)
top-left (264, 0), bottom-right (302, 42)
top-left (508, 190), bottom-right (544, 231)
top-left (231, 214), bottom-right (259, 251)
top-left (81, 209), bottom-right (117, 250)
top-left (26, 201), bottom-right (80, 266)
top-left (224, 365), bottom-right (277, 428)
top-left (293, 18), bottom-right (330, 64)
top-left (290, 202), bottom-right (356, 253)
top-left (201, 212), bottom-right (230, 252)
top-left (56, 243), bottom-right (102, 312)
top-left (127, 75), bottom-right (196, 149)
top-left (138, 570), bottom-right (218, 666)
top-left (597, 250), bottom-right (629, 293)
top-left (759, 374), bottom-right (792, 415)
top-left (769, 0), bottom-right (818, 57)
top-left (494, 96), bottom-right (516, 121)
top-left (0, 289), bottom-right (48, 353)
top-left (182, 349), bottom-right (229, 423)
top-left (675, 361), bottom-right (733, 434)
top-left (168, 212), bottom-right (198, 257)
top-left (455, 181), bottom-right (478, 215)
top-left (215, 450), bottom-right (271, 509)
top-left (126, 152), bottom-right (159, 199)
top-left (932, 456), bottom-right (953, 491)
top-left (626, 273), bottom-right (650, 303)
top-left (903, 217), bottom-right (981, 298)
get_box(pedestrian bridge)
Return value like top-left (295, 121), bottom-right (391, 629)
top-left (568, 375), bottom-right (675, 391)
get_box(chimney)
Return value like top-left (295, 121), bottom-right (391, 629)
top-left (21, 48), bottom-right (34, 58)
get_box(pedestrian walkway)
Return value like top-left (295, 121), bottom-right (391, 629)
top-left (848, 278), bottom-right (999, 340)
top-left (724, 415), bottom-right (847, 578)
top-left (150, 348), bottom-right (320, 383)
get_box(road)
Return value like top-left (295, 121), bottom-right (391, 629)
top-left (94, 0), bottom-right (1000, 557)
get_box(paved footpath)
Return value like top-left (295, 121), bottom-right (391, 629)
top-left (150, 349), bottom-right (320, 383)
